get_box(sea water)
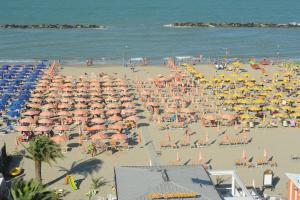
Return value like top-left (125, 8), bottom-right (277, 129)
top-left (0, 0), bottom-right (300, 63)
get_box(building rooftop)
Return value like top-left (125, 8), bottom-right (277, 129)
top-left (114, 165), bottom-right (222, 200)
top-left (286, 173), bottom-right (300, 189)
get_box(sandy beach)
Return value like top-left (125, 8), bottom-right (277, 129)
top-left (1, 62), bottom-right (300, 199)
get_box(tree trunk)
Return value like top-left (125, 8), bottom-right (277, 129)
top-left (35, 160), bottom-right (42, 183)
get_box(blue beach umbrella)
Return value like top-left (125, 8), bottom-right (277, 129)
top-left (6, 111), bottom-right (20, 118)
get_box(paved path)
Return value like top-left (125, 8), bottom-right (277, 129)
top-left (139, 118), bottom-right (161, 166)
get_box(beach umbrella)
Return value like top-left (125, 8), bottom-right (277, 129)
top-left (122, 102), bottom-right (135, 108)
top-left (90, 133), bottom-right (108, 140)
top-left (73, 116), bottom-right (88, 123)
top-left (198, 152), bottom-right (202, 163)
top-left (91, 103), bottom-right (104, 109)
top-left (90, 109), bottom-right (104, 115)
top-left (238, 99), bottom-right (251, 104)
top-left (74, 109), bottom-right (87, 116)
top-left (205, 133), bottom-right (209, 143)
top-left (242, 150), bottom-right (247, 161)
top-left (58, 103), bottom-right (70, 110)
top-left (91, 118), bottom-right (105, 124)
top-left (204, 115), bottom-right (217, 121)
top-left (176, 152), bottom-right (180, 162)
top-left (248, 106), bottom-right (261, 112)
top-left (221, 114), bottom-right (237, 121)
top-left (224, 100), bottom-right (236, 105)
top-left (54, 125), bottom-right (70, 131)
top-left (75, 103), bottom-right (87, 109)
top-left (273, 113), bottom-right (288, 119)
top-left (106, 109), bottom-right (121, 116)
top-left (121, 109), bottom-right (136, 115)
top-left (240, 114), bottom-right (255, 120)
top-left (145, 102), bottom-right (159, 107)
top-left (27, 103), bottom-right (41, 109)
top-left (106, 103), bottom-right (120, 109)
top-left (263, 148), bottom-right (268, 159)
top-left (164, 132), bottom-right (171, 142)
top-left (19, 117), bottom-right (34, 124)
top-left (15, 126), bottom-right (31, 132)
top-left (111, 133), bottom-right (127, 140)
top-left (34, 126), bottom-right (51, 132)
top-left (108, 123), bottom-right (123, 132)
top-left (120, 97), bottom-right (132, 102)
top-left (45, 97), bottom-right (57, 103)
top-left (51, 135), bottom-right (68, 143)
top-left (264, 105), bottom-right (277, 111)
top-left (40, 111), bottom-right (54, 117)
top-left (90, 125), bottom-right (106, 131)
top-left (42, 103), bottom-right (56, 110)
top-left (291, 112), bottom-right (300, 118)
top-left (233, 106), bottom-right (245, 111)
top-left (165, 107), bottom-right (177, 113)
top-left (60, 98), bottom-right (72, 103)
top-left (29, 97), bottom-right (42, 103)
top-left (108, 115), bottom-right (122, 122)
top-left (38, 118), bottom-right (53, 125)
top-left (180, 108), bottom-right (195, 114)
top-left (124, 115), bottom-right (139, 122)
top-left (281, 105), bottom-right (293, 111)
top-left (23, 110), bottom-right (39, 116)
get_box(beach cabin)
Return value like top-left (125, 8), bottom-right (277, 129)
top-left (286, 173), bottom-right (300, 200)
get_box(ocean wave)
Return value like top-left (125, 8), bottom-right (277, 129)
top-left (0, 59), bottom-right (41, 63)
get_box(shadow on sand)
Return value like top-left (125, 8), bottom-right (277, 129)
top-left (45, 158), bottom-right (103, 187)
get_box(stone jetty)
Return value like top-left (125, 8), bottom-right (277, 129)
top-left (0, 24), bottom-right (105, 29)
top-left (164, 22), bottom-right (300, 28)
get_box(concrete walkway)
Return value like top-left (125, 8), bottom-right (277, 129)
top-left (139, 118), bottom-right (161, 166)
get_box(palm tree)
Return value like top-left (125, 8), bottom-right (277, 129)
top-left (10, 178), bottom-right (57, 200)
top-left (90, 176), bottom-right (106, 190)
top-left (23, 135), bottom-right (63, 183)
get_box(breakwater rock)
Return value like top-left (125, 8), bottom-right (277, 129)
top-left (0, 24), bottom-right (105, 29)
top-left (164, 22), bottom-right (300, 28)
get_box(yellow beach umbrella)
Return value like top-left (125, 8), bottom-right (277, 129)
top-left (233, 105), bottom-right (245, 111)
top-left (248, 106), bottom-right (261, 111)
top-left (295, 106), bottom-right (300, 111)
top-left (242, 73), bottom-right (251, 77)
top-left (281, 105), bottom-right (293, 111)
top-left (273, 113), bottom-right (288, 119)
top-left (253, 99), bottom-right (265, 104)
top-left (270, 99), bottom-right (281, 104)
top-left (224, 78), bottom-right (232, 82)
top-left (274, 92), bottom-right (284, 97)
top-left (264, 105), bottom-right (277, 111)
top-left (237, 77), bottom-right (245, 82)
top-left (240, 113), bottom-right (255, 120)
top-left (244, 82), bottom-right (255, 87)
top-left (238, 99), bottom-right (251, 104)
top-left (224, 99), bottom-right (236, 105)
top-left (291, 112), bottom-right (300, 118)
